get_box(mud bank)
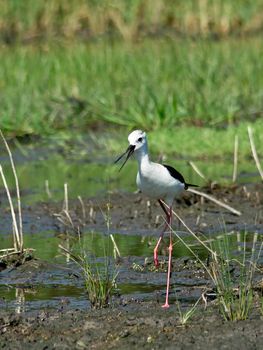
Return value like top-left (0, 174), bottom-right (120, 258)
top-left (0, 183), bottom-right (262, 349)
top-left (1, 302), bottom-right (263, 349)
top-left (52, 182), bottom-right (263, 236)
top-left (1, 183), bottom-right (262, 237)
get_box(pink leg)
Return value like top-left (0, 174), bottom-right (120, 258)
top-left (154, 200), bottom-right (170, 267)
top-left (162, 206), bottom-right (173, 308)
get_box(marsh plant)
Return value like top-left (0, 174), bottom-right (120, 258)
top-left (59, 201), bottom-right (118, 308)
top-left (210, 232), bottom-right (262, 321)
top-left (176, 296), bottom-right (203, 326)
top-left (0, 130), bottom-right (31, 264)
top-left (60, 239), bottom-right (117, 309)
top-left (171, 209), bottom-right (262, 321)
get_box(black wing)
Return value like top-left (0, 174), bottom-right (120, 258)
top-left (163, 164), bottom-right (198, 189)
top-left (163, 164), bottom-right (185, 184)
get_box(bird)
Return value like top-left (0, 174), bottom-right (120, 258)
top-left (115, 130), bottom-right (198, 308)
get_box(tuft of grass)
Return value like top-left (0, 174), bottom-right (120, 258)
top-left (170, 210), bottom-right (263, 321)
top-left (58, 198), bottom-right (118, 309)
top-left (60, 240), bottom-right (117, 309)
top-left (176, 296), bottom-right (202, 326)
top-left (209, 232), bottom-right (262, 321)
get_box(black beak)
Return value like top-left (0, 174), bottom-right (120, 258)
top-left (114, 145), bottom-right (135, 171)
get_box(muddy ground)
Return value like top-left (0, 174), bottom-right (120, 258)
top-left (0, 183), bottom-right (263, 349)
top-left (1, 302), bottom-right (263, 350)
top-left (1, 182), bottom-right (262, 236)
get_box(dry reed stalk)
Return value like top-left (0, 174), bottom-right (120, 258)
top-left (78, 195), bottom-right (86, 221)
top-left (0, 129), bottom-right (23, 250)
top-left (188, 161), bottom-right (207, 181)
top-left (0, 247), bottom-right (15, 252)
top-left (0, 250), bottom-right (22, 259)
top-left (232, 135), bottom-right (239, 183)
top-left (247, 126), bottom-right (263, 180)
top-left (110, 234), bottom-right (121, 258)
top-left (58, 243), bottom-right (72, 257)
top-left (199, 0), bottom-right (209, 35)
top-left (63, 210), bottom-right (75, 229)
top-left (0, 247), bottom-right (34, 260)
top-left (54, 183), bottom-right (77, 231)
top-left (63, 183), bottom-right (69, 212)
top-left (187, 188), bottom-right (241, 216)
top-left (63, 183), bottom-right (71, 263)
top-left (45, 179), bottom-right (52, 199)
top-left (0, 165), bottom-right (21, 251)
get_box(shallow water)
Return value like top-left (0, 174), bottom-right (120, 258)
top-left (0, 229), bottom-right (261, 312)
top-left (0, 136), bottom-right (260, 205)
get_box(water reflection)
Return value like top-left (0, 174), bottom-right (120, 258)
top-left (15, 288), bottom-right (25, 314)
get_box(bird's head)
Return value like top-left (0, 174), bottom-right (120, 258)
top-left (114, 130), bottom-right (147, 171)
top-left (128, 130), bottom-right (147, 151)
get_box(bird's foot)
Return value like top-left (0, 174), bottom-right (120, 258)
top-left (162, 303), bottom-right (170, 309)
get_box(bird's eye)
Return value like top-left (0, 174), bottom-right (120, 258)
top-left (137, 137), bottom-right (143, 142)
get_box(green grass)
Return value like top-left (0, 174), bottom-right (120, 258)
top-left (108, 119), bottom-right (263, 160)
top-left (0, 37), bottom-right (263, 158)
top-left (1, 38), bottom-right (263, 129)
top-left (60, 239), bottom-right (117, 309)
top-left (176, 297), bottom-right (202, 325)
top-left (58, 202), bottom-right (118, 309)
top-left (172, 216), bottom-right (263, 321)
top-left (210, 232), bottom-right (262, 321)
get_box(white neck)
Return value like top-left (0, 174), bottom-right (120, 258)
top-left (134, 142), bottom-right (150, 167)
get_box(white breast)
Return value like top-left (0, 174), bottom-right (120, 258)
top-left (136, 162), bottom-right (185, 203)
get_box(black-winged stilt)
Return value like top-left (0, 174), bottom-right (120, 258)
top-left (115, 130), bottom-right (197, 308)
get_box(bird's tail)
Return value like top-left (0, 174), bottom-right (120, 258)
top-left (185, 183), bottom-right (198, 190)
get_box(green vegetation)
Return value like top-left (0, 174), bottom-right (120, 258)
top-left (210, 232), bottom-right (262, 321)
top-left (111, 120), bottom-right (262, 160)
top-left (0, 38), bottom-right (262, 158)
top-left (60, 240), bottom-right (117, 309)
top-left (58, 203), bottom-right (118, 309)
top-left (172, 214), bottom-right (262, 321)
top-left (0, 1), bottom-right (262, 160)
top-left (176, 297), bottom-right (202, 326)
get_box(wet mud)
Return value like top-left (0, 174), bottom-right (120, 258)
top-left (1, 301), bottom-right (263, 349)
top-left (0, 183), bottom-right (263, 349)
top-left (1, 183), bottom-right (262, 237)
